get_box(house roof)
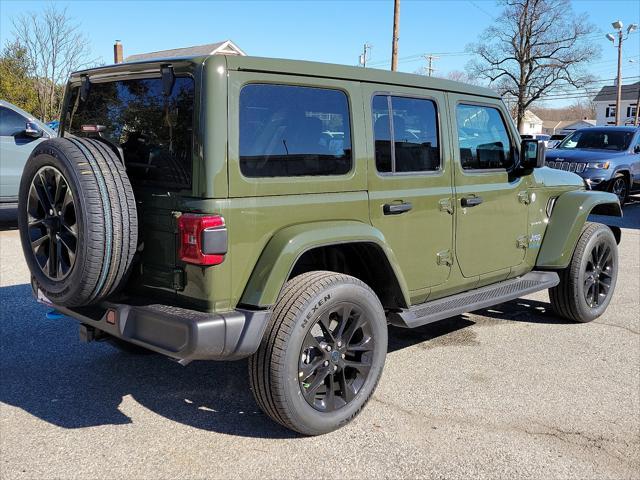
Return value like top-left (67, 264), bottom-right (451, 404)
top-left (124, 40), bottom-right (245, 62)
top-left (542, 119), bottom-right (596, 131)
top-left (523, 110), bottom-right (543, 124)
top-left (593, 82), bottom-right (639, 102)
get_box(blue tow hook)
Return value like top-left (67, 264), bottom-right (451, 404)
top-left (45, 309), bottom-right (65, 320)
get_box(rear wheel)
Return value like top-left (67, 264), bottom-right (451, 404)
top-left (249, 271), bottom-right (387, 435)
top-left (549, 222), bottom-right (618, 322)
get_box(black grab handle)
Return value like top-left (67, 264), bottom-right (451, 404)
top-left (461, 196), bottom-right (483, 207)
top-left (383, 202), bottom-right (413, 215)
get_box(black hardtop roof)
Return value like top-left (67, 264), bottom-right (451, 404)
top-left (70, 54), bottom-right (499, 99)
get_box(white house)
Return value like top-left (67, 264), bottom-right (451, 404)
top-left (124, 40), bottom-right (246, 62)
top-left (520, 110), bottom-right (543, 135)
top-left (593, 82), bottom-right (639, 126)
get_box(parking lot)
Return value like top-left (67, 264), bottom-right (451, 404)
top-left (1, 200), bottom-right (638, 479)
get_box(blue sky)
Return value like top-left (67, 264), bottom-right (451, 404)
top-left (1, 0), bottom-right (639, 107)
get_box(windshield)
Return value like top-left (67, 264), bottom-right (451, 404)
top-left (63, 76), bottom-right (195, 189)
top-left (557, 130), bottom-right (633, 152)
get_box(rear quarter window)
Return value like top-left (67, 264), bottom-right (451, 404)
top-left (239, 84), bottom-right (352, 178)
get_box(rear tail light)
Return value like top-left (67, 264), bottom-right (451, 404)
top-left (178, 214), bottom-right (227, 265)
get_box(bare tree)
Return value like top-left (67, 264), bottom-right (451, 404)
top-left (532, 98), bottom-right (596, 122)
top-left (445, 70), bottom-right (480, 85)
top-left (467, 0), bottom-right (598, 132)
top-left (12, 4), bottom-right (98, 121)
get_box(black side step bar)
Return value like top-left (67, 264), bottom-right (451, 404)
top-left (388, 271), bottom-right (559, 329)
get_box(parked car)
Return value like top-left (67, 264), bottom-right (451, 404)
top-left (46, 120), bottom-right (60, 132)
top-left (17, 56), bottom-right (622, 435)
top-left (0, 100), bottom-right (56, 203)
top-left (521, 133), bottom-right (551, 146)
top-left (545, 126), bottom-right (640, 204)
top-left (547, 133), bottom-right (567, 149)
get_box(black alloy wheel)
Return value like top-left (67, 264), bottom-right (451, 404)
top-left (26, 166), bottom-right (78, 280)
top-left (582, 240), bottom-right (614, 308)
top-left (299, 302), bottom-right (374, 412)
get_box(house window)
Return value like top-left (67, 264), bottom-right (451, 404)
top-left (627, 105), bottom-right (637, 118)
top-left (606, 105), bottom-right (616, 118)
top-left (529, 123), bottom-right (535, 129)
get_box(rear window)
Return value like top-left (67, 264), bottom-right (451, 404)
top-left (239, 84), bottom-right (352, 177)
top-left (63, 76), bottom-right (195, 189)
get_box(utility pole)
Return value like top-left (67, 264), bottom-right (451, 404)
top-left (614, 28), bottom-right (623, 125)
top-left (359, 43), bottom-right (372, 68)
top-left (607, 21), bottom-right (638, 125)
top-left (423, 54), bottom-right (439, 76)
top-left (391, 0), bottom-right (400, 71)
top-left (634, 87), bottom-right (640, 126)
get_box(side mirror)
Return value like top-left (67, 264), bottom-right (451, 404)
top-left (634, 145), bottom-right (640, 154)
top-left (520, 139), bottom-right (546, 169)
top-left (24, 122), bottom-right (43, 138)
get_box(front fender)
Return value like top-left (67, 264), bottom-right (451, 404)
top-left (240, 220), bottom-right (410, 308)
top-left (536, 190), bottom-right (622, 269)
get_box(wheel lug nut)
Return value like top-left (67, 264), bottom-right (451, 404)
top-left (299, 372), bottom-right (303, 378)
top-left (333, 365), bottom-right (338, 371)
top-left (337, 341), bottom-right (342, 347)
top-left (325, 345), bottom-right (332, 351)
top-left (341, 353), bottom-right (345, 359)
top-left (49, 209), bottom-right (53, 215)
top-left (323, 361), bottom-right (329, 367)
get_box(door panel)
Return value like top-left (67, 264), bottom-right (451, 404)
top-left (448, 95), bottom-right (528, 278)
top-left (363, 84), bottom-right (454, 293)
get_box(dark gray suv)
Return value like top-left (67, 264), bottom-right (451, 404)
top-left (545, 126), bottom-right (640, 204)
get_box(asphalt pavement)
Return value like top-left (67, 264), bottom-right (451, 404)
top-left (1, 199), bottom-right (638, 479)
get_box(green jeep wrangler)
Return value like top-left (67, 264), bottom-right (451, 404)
top-left (17, 55), bottom-right (622, 435)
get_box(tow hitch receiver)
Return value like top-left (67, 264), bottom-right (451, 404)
top-left (79, 324), bottom-right (107, 343)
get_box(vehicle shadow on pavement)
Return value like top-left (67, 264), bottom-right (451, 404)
top-left (474, 298), bottom-right (574, 325)
top-left (0, 205), bottom-right (18, 231)
top-left (0, 283), bottom-right (299, 438)
top-left (589, 195), bottom-right (640, 230)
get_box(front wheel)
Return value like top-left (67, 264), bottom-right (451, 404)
top-left (249, 271), bottom-right (387, 435)
top-left (608, 174), bottom-right (628, 206)
top-left (549, 222), bottom-right (618, 322)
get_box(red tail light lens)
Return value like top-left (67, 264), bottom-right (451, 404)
top-left (178, 214), bottom-right (226, 265)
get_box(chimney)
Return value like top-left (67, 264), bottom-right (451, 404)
top-left (114, 40), bottom-right (123, 64)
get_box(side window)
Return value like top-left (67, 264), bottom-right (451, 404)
top-left (239, 84), bottom-right (352, 178)
top-left (0, 107), bottom-right (27, 137)
top-left (372, 95), bottom-right (440, 173)
top-left (456, 104), bottom-right (514, 170)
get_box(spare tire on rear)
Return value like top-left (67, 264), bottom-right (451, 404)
top-left (18, 137), bottom-right (138, 307)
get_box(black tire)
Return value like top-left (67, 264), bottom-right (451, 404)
top-left (18, 138), bottom-right (138, 307)
top-left (249, 271), bottom-right (387, 435)
top-left (549, 222), bottom-right (618, 323)
top-left (608, 173), bottom-right (628, 206)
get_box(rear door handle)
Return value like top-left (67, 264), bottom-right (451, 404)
top-left (461, 196), bottom-right (483, 207)
top-left (383, 202), bottom-right (413, 215)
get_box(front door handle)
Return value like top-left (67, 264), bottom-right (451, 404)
top-left (383, 202), bottom-right (413, 215)
top-left (461, 196), bottom-right (483, 207)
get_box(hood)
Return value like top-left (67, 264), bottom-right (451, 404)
top-left (532, 167), bottom-right (585, 188)
top-left (545, 148), bottom-right (627, 162)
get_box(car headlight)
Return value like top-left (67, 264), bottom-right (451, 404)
top-left (586, 161), bottom-right (610, 169)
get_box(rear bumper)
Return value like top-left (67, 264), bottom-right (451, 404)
top-left (51, 298), bottom-right (270, 365)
